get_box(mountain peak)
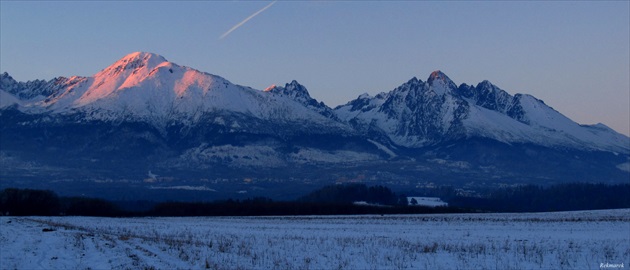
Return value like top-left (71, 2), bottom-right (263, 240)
top-left (478, 80), bottom-right (492, 87)
top-left (427, 70), bottom-right (456, 95)
top-left (120, 52), bottom-right (167, 63)
top-left (427, 70), bottom-right (449, 83)
top-left (265, 80), bottom-right (308, 94)
top-left (69, 52), bottom-right (172, 106)
top-left (1, 72), bottom-right (17, 89)
top-left (405, 77), bottom-right (420, 85)
top-left (99, 52), bottom-right (168, 77)
top-left (266, 80), bottom-right (336, 114)
top-left (474, 80), bottom-right (499, 94)
top-left (264, 80), bottom-right (313, 102)
top-left (287, 80), bottom-right (305, 89)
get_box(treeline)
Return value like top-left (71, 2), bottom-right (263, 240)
top-left (0, 188), bottom-right (126, 217)
top-left (149, 198), bottom-right (458, 217)
top-left (3, 183), bottom-right (628, 216)
top-left (448, 183), bottom-right (630, 212)
top-left (0, 185), bottom-right (459, 217)
top-left (298, 184), bottom-right (408, 205)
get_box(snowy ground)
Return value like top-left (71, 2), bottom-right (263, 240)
top-left (1, 209), bottom-right (628, 269)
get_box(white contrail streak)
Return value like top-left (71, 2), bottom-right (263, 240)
top-left (219, 1), bottom-right (276, 40)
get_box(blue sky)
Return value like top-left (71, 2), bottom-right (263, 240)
top-left (1, 1), bottom-right (629, 135)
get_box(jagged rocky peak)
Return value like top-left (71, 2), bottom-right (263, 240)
top-left (267, 80), bottom-right (313, 100)
top-left (477, 80), bottom-right (494, 88)
top-left (477, 80), bottom-right (510, 98)
top-left (0, 72), bottom-right (18, 91)
top-left (405, 76), bottom-right (420, 85)
top-left (469, 80), bottom-right (496, 95)
top-left (458, 80), bottom-right (507, 97)
top-left (388, 77), bottom-right (423, 95)
top-left (455, 83), bottom-right (474, 97)
top-left (264, 79), bottom-right (339, 120)
top-left (1, 72), bottom-right (15, 81)
top-left (426, 70), bottom-right (457, 95)
top-left (0, 72), bottom-right (82, 100)
top-left (427, 70), bottom-right (453, 84)
top-left (383, 72), bottom-right (456, 102)
top-left (454, 79), bottom-right (518, 114)
top-left (284, 80), bottom-right (310, 95)
top-left (0, 72), bottom-right (32, 96)
top-left (475, 80), bottom-right (511, 98)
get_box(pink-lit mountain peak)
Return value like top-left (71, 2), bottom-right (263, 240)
top-left (72, 52), bottom-right (184, 106)
top-left (426, 70), bottom-right (457, 95)
top-left (100, 52), bottom-right (169, 76)
top-left (427, 70), bottom-right (454, 85)
top-left (90, 51), bottom-right (174, 90)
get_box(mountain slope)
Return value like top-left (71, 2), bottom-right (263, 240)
top-left (1, 53), bottom-right (628, 200)
top-left (3, 52), bottom-right (352, 135)
top-left (265, 80), bottom-right (340, 120)
top-left (1, 52), bottom-right (388, 176)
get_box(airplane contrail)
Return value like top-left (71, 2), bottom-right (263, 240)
top-left (219, 1), bottom-right (277, 40)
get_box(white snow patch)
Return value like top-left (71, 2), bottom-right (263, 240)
top-left (367, 139), bottom-right (397, 158)
top-left (462, 98), bottom-right (630, 153)
top-left (407, 197), bottom-right (448, 207)
top-left (616, 161), bottom-right (630, 172)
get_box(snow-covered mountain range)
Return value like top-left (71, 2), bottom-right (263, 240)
top-left (1, 52), bottom-right (628, 196)
top-left (335, 70), bottom-right (628, 153)
top-left (1, 52), bottom-right (349, 134)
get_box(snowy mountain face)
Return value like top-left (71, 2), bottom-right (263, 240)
top-left (1, 72), bottom-right (84, 105)
top-left (457, 80), bottom-right (525, 121)
top-left (266, 81), bottom-right (339, 121)
top-left (2, 52), bottom-right (351, 134)
top-left (336, 71), bottom-right (630, 153)
top-left (336, 72), bottom-right (470, 147)
top-left (1, 52), bottom-right (382, 180)
top-left (1, 53), bottom-right (628, 197)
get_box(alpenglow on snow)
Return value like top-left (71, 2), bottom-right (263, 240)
top-left (2, 52), bottom-right (628, 154)
top-left (2, 52), bottom-right (629, 198)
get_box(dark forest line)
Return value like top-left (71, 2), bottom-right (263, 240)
top-left (447, 182), bottom-right (630, 212)
top-left (1, 183), bottom-right (629, 217)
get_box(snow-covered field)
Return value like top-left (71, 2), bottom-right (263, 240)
top-left (1, 209), bottom-right (628, 269)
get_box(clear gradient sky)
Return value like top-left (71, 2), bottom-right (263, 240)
top-left (1, 1), bottom-right (629, 136)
